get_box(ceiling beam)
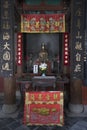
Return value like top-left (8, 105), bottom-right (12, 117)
top-left (22, 1), bottom-right (64, 11)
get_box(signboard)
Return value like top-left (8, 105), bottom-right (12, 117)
top-left (21, 14), bottom-right (65, 33)
top-left (70, 0), bottom-right (85, 79)
top-left (0, 0), bottom-right (15, 77)
top-left (23, 91), bottom-right (64, 126)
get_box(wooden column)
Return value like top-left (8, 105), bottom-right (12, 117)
top-left (0, 0), bottom-right (18, 117)
top-left (68, 0), bottom-right (85, 114)
top-left (17, 66), bottom-right (23, 77)
top-left (0, 76), bottom-right (17, 117)
top-left (70, 79), bottom-right (82, 104)
top-left (4, 77), bottom-right (16, 104)
top-left (68, 79), bottom-right (83, 114)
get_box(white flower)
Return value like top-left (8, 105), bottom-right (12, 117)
top-left (39, 62), bottom-right (47, 71)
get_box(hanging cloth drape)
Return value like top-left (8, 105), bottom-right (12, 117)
top-left (21, 14), bottom-right (65, 33)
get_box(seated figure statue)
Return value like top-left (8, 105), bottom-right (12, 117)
top-left (39, 43), bottom-right (48, 62)
top-left (34, 43), bottom-right (51, 74)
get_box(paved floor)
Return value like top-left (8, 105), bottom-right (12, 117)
top-left (0, 96), bottom-right (87, 130)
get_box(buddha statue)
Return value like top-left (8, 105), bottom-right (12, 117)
top-left (39, 43), bottom-right (48, 62)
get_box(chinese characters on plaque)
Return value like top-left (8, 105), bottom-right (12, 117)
top-left (0, 0), bottom-right (14, 77)
top-left (64, 33), bottom-right (69, 65)
top-left (17, 33), bottom-right (23, 65)
top-left (24, 91), bottom-right (64, 126)
top-left (70, 0), bottom-right (85, 79)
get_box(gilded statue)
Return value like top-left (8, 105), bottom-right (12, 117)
top-left (39, 43), bottom-right (48, 62)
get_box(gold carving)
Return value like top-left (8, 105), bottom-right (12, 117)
top-left (39, 43), bottom-right (48, 62)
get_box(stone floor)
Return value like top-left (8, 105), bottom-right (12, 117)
top-left (0, 96), bottom-right (87, 130)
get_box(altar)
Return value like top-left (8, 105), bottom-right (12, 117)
top-left (0, 0), bottom-right (86, 122)
top-left (23, 91), bottom-right (64, 126)
top-left (16, 9), bottom-right (69, 126)
top-left (32, 76), bottom-right (56, 90)
top-left (16, 75), bottom-right (69, 100)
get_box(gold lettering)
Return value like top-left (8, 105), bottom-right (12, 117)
top-left (3, 32), bottom-right (10, 40)
top-left (75, 53), bottom-right (81, 61)
top-left (38, 94), bottom-right (42, 100)
top-left (74, 64), bottom-right (81, 72)
top-left (3, 51), bottom-right (10, 61)
top-left (46, 94), bottom-right (50, 100)
top-left (2, 10), bottom-right (9, 19)
top-left (75, 8), bottom-right (82, 16)
top-left (76, 19), bottom-right (81, 29)
top-left (76, 31), bottom-right (82, 39)
top-left (75, 41), bottom-right (82, 50)
top-left (2, 21), bottom-right (10, 29)
top-left (3, 1), bottom-right (9, 8)
top-left (4, 42), bottom-right (10, 50)
top-left (53, 94), bottom-right (58, 100)
top-left (2, 62), bottom-right (11, 70)
top-left (30, 94), bottom-right (35, 101)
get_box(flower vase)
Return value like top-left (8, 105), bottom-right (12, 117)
top-left (39, 62), bottom-right (47, 76)
top-left (42, 73), bottom-right (46, 76)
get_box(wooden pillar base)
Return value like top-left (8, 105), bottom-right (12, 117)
top-left (0, 104), bottom-right (18, 118)
top-left (4, 77), bottom-right (16, 104)
top-left (67, 79), bottom-right (84, 115)
top-left (70, 79), bottom-right (82, 104)
top-left (2, 104), bottom-right (17, 114)
top-left (68, 103), bottom-right (83, 113)
top-left (66, 104), bottom-right (87, 117)
top-left (0, 76), bottom-right (18, 118)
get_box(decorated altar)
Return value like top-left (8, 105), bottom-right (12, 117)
top-left (23, 91), bottom-right (64, 126)
top-left (16, 8), bottom-right (68, 126)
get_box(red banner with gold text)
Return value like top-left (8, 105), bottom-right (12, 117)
top-left (21, 14), bottom-right (65, 33)
top-left (23, 91), bottom-right (64, 126)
